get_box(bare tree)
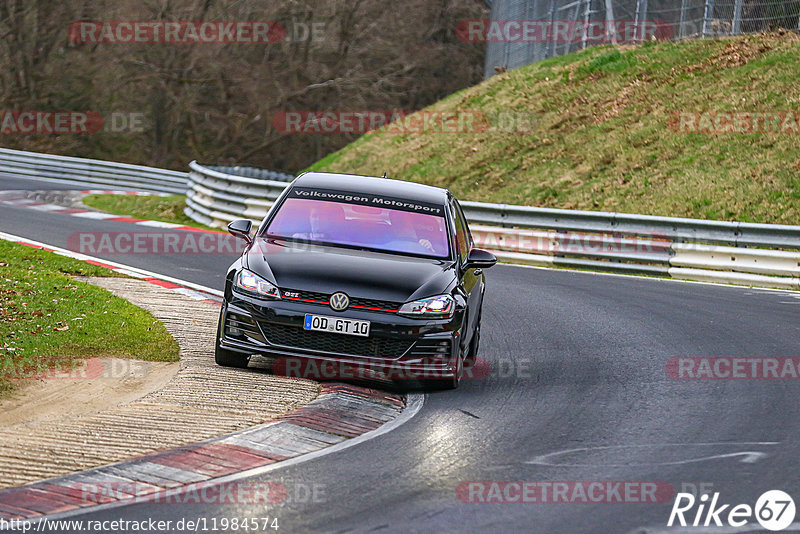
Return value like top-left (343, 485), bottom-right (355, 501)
top-left (0, 0), bottom-right (488, 171)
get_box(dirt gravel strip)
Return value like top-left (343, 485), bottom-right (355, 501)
top-left (0, 254), bottom-right (406, 521)
top-left (0, 277), bottom-right (319, 489)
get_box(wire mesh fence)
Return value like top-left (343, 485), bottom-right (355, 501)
top-left (481, 0), bottom-right (800, 77)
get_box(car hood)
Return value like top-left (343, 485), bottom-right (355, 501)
top-left (244, 238), bottom-right (456, 303)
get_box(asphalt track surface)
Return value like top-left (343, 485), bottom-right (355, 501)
top-left (3, 175), bottom-right (800, 533)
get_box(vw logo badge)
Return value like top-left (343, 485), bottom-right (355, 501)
top-left (329, 292), bottom-right (350, 311)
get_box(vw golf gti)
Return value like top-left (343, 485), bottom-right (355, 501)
top-left (215, 171), bottom-right (496, 388)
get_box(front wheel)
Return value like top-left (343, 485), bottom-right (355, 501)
top-left (466, 312), bottom-right (482, 364)
top-left (215, 343), bottom-right (250, 368)
top-left (424, 351), bottom-right (463, 390)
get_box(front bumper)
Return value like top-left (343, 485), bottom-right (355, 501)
top-left (218, 292), bottom-right (463, 380)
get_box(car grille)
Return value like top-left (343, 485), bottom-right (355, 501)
top-left (280, 288), bottom-right (402, 313)
top-left (224, 312), bottom-right (266, 344)
top-left (259, 322), bottom-right (413, 359)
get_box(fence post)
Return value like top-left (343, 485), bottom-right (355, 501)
top-left (639, 0), bottom-right (649, 41)
top-left (701, 0), bottom-right (715, 37)
top-left (548, 0), bottom-right (558, 58)
top-left (582, 0), bottom-right (592, 49)
top-left (604, 0), bottom-right (617, 43)
top-left (678, 0), bottom-right (688, 38)
top-left (732, 0), bottom-right (743, 34)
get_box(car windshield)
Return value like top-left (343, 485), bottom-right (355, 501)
top-left (265, 197), bottom-right (450, 259)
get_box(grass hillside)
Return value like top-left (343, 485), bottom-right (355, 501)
top-left (309, 32), bottom-right (800, 224)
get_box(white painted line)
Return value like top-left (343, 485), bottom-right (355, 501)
top-left (71, 211), bottom-right (120, 220)
top-left (29, 203), bottom-right (70, 212)
top-left (21, 393), bottom-right (425, 525)
top-left (83, 190), bottom-right (169, 196)
top-left (525, 442), bottom-right (779, 467)
top-left (135, 220), bottom-right (183, 229)
top-left (0, 231), bottom-right (223, 298)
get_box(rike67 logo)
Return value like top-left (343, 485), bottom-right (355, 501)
top-left (668, 490), bottom-right (796, 531)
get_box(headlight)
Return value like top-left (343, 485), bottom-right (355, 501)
top-left (233, 269), bottom-right (281, 299)
top-left (398, 294), bottom-right (455, 318)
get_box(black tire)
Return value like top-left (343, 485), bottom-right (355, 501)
top-left (424, 351), bottom-right (463, 390)
top-left (444, 352), bottom-right (463, 390)
top-left (215, 343), bottom-right (250, 368)
top-left (214, 307), bottom-right (250, 368)
top-left (466, 311), bottom-right (482, 364)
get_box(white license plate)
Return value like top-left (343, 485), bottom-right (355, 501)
top-left (303, 314), bottom-right (370, 337)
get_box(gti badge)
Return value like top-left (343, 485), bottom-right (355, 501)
top-left (329, 292), bottom-right (350, 311)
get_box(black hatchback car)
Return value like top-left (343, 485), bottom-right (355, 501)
top-left (215, 172), bottom-right (496, 388)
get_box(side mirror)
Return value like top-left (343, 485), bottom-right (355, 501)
top-left (465, 248), bottom-right (497, 269)
top-left (228, 219), bottom-right (253, 242)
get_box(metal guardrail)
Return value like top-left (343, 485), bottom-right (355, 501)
top-left (0, 150), bottom-right (796, 290)
top-left (184, 162), bottom-right (800, 289)
top-left (0, 147), bottom-right (188, 194)
top-left (183, 162), bottom-right (800, 252)
top-left (460, 201), bottom-right (800, 250)
top-left (203, 164), bottom-right (295, 182)
top-left (184, 161), bottom-right (293, 227)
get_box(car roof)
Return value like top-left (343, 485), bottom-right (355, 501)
top-left (291, 172), bottom-right (451, 206)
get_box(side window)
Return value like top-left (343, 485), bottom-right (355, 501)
top-left (454, 200), bottom-right (474, 249)
top-left (452, 201), bottom-right (469, 261)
